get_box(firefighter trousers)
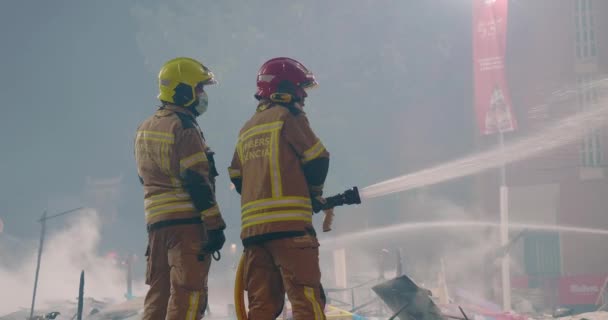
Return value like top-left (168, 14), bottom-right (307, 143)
top-left (143, 223), bottom-right (212, 320)
top-left (243, 234), bottom-right (326, 320)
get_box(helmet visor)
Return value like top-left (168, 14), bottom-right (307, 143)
top-left (201, 71), bottom-right (218, 85)
top-left (195, 77), bottom-right (216, 94)
top-left (300, 74), bottom-right (318, 90)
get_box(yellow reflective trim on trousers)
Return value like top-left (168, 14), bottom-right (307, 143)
top-left (304, 286), bottom-right (324, 320)
top-left (302, 140), bottom-right (326, 164)
top-left (180, 152), bottom-right (208, 172)
top-left (185, 291), bottom-right (200, 320)
top-left (241, 196), bottom-right (310, 212)
top-left (241, 210), bottom-right (312, 228)
top-left (238, 121), bottom-right (284, 142)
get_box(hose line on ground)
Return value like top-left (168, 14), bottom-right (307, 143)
top-left (234, 253), bottom-right (247, 320)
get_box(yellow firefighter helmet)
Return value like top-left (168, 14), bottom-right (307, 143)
top-left (157, 57), bottom-right (217, 107)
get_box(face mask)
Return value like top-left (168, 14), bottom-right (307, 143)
top-left (294, 96), bottom-right (306, 110)
top-left (194, 91), bottom-right (208, 116)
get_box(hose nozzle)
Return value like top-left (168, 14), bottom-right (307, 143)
top-left (313, 186), bottom-right (361, 213)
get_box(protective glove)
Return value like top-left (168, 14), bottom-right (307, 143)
top-left (311, 195), bottom-right (326, 214)
top-left (322, 208), bottom-right (335, 232)
top-left (312, 196), bottom-right (335, 232)
top-left (204, 229), bottom-right (226, 253)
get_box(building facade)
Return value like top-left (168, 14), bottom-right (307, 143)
top-left (475, 0), bottom-right (608, 311)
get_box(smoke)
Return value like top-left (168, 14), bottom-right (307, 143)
top-left (0, 209), bottom-right (145, 315)
top-left (320, 194), bottom-right (516, 308)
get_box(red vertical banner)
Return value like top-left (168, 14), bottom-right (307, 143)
top-left (473, 0), bottom-right (517, 135)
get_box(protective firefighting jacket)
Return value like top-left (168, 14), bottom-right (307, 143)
top-left (228, 102), bottom-right (329, 244)
top-left (135, 105), bottom-right (225, 230)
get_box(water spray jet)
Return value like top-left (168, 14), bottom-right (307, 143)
top-left (322, 220), bottom-right (608, 247)
top-left (360, 80), bottom-right (608, 199)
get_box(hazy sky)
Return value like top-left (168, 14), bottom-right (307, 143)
top-left (0, 0), bottom-right (475, 256)
top-left (4, 2), bottom-right (608, 315)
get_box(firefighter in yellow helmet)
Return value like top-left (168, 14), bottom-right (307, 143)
top-left (135, 57), bottom-right (226, 320)
top-left (228, 57), bottom-right (331, 319)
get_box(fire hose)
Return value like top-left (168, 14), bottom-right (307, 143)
top-left (234, 187), bottom-right (361, 320)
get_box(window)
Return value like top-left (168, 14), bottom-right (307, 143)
top-left (577, 75), bottom-right (603, 167)
top-left (575, 0), bottom-right (597, 61)
top-left (524, 232), bottom-right (561, 280)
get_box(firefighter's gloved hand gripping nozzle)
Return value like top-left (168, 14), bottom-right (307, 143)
top-left (312, 186), bottom-right (361, 213)
top-left (312, 186), bottom-right (361, 232)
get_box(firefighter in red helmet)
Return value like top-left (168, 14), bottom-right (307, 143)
top-left (228, 57), bottom-right (331, 319)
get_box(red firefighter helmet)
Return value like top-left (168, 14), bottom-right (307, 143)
top-left (255, 57), bottom-right (318, 103)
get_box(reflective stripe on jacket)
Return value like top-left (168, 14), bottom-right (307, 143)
top-left (135, 105), bottom-right (225, 229)
top-left (229, 103), bottom-right (329, 240)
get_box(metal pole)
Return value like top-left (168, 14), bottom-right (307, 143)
top-left (77, 270), bottom-right (85, 320)
top-left (498, 131), bottom-right (511, 311)
top-left (126, 255), bottom-right (133, 300)
top-left (29, 210), bottom-right (47, 320)
top-left (395, 249), bottom-right (403, 277)
top-left (44, 207), bottom-right (85, 220)
top-left (499, 131), bottom-right (507, 186)
top-left (29, 207), bottom-right (84, 320)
